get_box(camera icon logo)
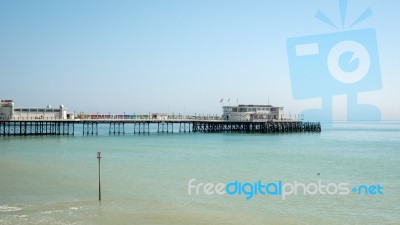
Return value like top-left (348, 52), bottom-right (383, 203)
top-left (286, 2), bottom-right (382, 121)
top-left (328, 39), bottom-right (370, 84)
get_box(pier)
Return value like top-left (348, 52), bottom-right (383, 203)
top-left (0, 100), bottom-right (322, 136)
top-left (0, 119), bottom-right (321, 136)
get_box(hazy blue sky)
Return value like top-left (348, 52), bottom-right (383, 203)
top-left (0, 0), bottom-right (399, 119)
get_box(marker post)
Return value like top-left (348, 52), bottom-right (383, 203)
top-left (97, 152), bottom-right (102, 201)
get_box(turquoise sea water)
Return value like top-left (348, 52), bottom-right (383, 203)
top-left (0, 122), bottom-right (399, 225)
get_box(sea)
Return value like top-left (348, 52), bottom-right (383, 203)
top-left (0, 121), bottom-right (399, 225)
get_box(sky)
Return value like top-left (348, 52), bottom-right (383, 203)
top-left (0, 0), bottom-right (399, 120)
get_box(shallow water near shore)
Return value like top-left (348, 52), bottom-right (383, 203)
top-left (0, 121), bottom-right (399, 224)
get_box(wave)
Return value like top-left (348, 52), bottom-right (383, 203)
top-left (0, 205), bottom-right (22, 212)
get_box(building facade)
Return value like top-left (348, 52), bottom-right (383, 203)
top-left (0, 100), bottom-right (68, 120)
top-left (222, 104), bottom-right (284, 121)
top-left (0, 100), bottom-right (14, 120)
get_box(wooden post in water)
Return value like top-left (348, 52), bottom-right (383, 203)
top-left (97, 152), bottom-right (102, 201)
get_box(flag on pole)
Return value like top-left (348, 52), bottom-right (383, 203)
top-left (227, 98), bottom-right (230, 102)
top-left (220, 98), bottom-right (223, 103)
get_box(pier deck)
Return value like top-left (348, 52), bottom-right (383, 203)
top-left (0, 119), bottom-right (321, 136)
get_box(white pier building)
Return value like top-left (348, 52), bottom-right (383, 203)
top-left (0, 100), bottom-right (69, 120)
top-left (222, 104), bottom-right (284, 121)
